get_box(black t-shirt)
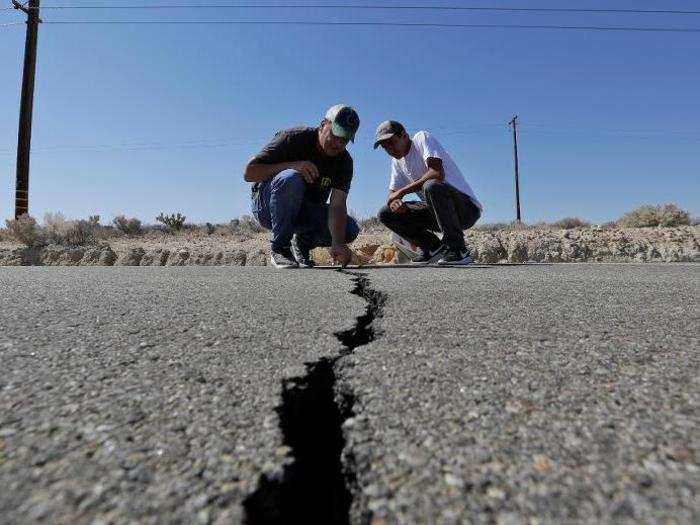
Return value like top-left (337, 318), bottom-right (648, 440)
top-left (250, 126), bottom-right (353, 204)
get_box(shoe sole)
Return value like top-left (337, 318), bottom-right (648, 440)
top-left (270, 255), bottom-right (299, 269)
top-left (438, 257), bottom-right (474, 266)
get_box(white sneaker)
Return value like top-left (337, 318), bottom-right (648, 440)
top-left (270, 248), bottom-right (299, 269)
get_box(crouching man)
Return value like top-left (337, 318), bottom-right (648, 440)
top-left (374, 120), bottom-right (483, 265)
top-left (244, 105), bottom-right (361, 268)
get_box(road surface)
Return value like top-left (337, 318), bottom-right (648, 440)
top-left (1, 264), bottom-right (697, 524)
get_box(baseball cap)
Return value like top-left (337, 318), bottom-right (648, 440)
top-left (325, 104), bottom-right (360, 142)
top-left (373, 120), bottom-right (406, 149)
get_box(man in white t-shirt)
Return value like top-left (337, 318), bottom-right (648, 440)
top-left (374, 120), bottom-right (483, 265)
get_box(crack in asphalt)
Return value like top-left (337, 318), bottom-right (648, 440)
top-left (243, 270), bottom-right (386, 524)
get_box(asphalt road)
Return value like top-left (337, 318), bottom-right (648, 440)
top-left (1, 264), bottom-right (698, 524)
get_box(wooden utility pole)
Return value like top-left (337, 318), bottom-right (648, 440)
top-left (13, 0), bottom-right (41, 219)
top-left (508, 115), bottom-right (522, 222)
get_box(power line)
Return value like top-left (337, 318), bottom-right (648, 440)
top-left (4, 123), bottom-right (698, 156)
top-left (31, 21), bottom-right (700, 32)
top-left (10, 4), bottom-right (700, 15)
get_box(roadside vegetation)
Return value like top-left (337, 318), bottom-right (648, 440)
top-left (1, 203), bottom-right (697, 248)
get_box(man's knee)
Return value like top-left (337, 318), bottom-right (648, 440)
top-left (346, 216), bottom-right (360, 243)
top-left (422, 179), bottom-right (446, 195)
top-left (378, 205), bottom-right (397, 226)
top-left (271, 169), bottom-right (305, 197)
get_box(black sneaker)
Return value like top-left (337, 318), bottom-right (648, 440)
top-left (438, 247), bottom-right (474, 265)
top-left (270, 247), bottom-right (299, 269)
top-left (290, 235), bottom-right (315, 268)
top-left (412, 244), bottom-right (447, 264)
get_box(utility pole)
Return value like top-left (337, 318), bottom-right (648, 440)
top-left (508, 115), bottom-right (522, 223)
top-left (13, 0), bottom-right (42, 219)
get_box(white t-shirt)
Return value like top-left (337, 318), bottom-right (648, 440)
top-left (388, 131), bottom-right (483, 211)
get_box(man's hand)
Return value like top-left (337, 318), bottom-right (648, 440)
top-left (330, 244), bottom-right (352, 267)
top-left (389, 199), bottom-right (407, 214)
top-left (290, 161), bottom-right (319, 184)
top-left (387, 189), bottom-right (404, 206)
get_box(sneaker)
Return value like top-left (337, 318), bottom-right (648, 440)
top-left (290, 235), bottom-right (315, 268)
top-left (412, 244), bottom-right (447, 264)
top-left (270, 247), bottom-right (299, 269)
top-left (438, 247), bottom-right (474, 265)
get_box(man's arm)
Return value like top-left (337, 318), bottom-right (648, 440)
top-left (328, 188), bottom-right (352, 265)
top-left (244, 159), bottom-right (319, 183)
top-left (387, 157), bottom-right (444, 203)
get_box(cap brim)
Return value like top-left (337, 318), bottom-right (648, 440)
top-left (331, 122), bottom-right (355, 143)
top-left (373, 132), bottom-right (396, 149)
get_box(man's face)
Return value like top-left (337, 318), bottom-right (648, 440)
top-left (380, 132), bottom-right (411, 159)
top-left (318, 120), bottom-right (350, 157)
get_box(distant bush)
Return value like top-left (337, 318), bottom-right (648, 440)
top-left (472, 221), bottom-right (539, 232)
top-left (359, 216), bottom-right (386, 232)
top-left (229, 215), bottom-right (265, 237)
top-left (156, 212), bottom-right (186, 232)
top-left (62, 220), bottom-right (95, 246)
top-left (472, 222), bottom-right (511, 233)
top-left (87, 215), bottom-right (101, 226)
top-left (551, 217), bottom-right (590, 229)
top-left (600, 221), bottom-right (618, 230)
top-left (40, 212), bottom-right (97, 246)
top-left (43, 212), bottom-right (69, 243)
top-left (205, 222), bottom-right (216, 235)
top-left (5, 214), bottom-right (43, 247)
top-left (617, 203), bottom-right (691, 228)
top-left (112, 215), bottom-right (143, 235)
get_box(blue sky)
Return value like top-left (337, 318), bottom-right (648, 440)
top-left (1, 0), bottom-right (699, 225)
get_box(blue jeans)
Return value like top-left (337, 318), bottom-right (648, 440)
top-left (251, 169), bottom-right (360, 251)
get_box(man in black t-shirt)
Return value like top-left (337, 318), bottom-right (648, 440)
top-left (244, 104), bottom-right (360, 268)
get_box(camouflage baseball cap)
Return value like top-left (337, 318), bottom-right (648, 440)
top-left (325, 104), bottom-right (360, 142)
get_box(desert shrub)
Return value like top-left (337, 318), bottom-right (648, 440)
top-left (88, 215), bottom-right (100, 226)
top-left (230, 215), bottom-right (266, 237)
top-left (359, 216), bottom-right (386, 232)
top-left (472, 222), bottom-right (510, 233)
top-left (62, 220), bottom-right (95, 246)
top-left (205, 222), bottom-right (216, 235)
top-left (41, 212), bottom-right (97, 245)
top-left (43, 211), bottom-right (69, 242)
top-left (5, 214), bottom-right (43, 247)
top-left (551, 217), bottom-right (590, 229)
top-left (156, 212), bottom-right (186, 232)
top-left (472, 221), bottom-right (539, 232)
top-left (617, 203), bottom-right (691, 228)
top-left (600, 221), bottom-right (618, 230)
top-left (692, 216), bottom-right (700, 226)
top-left (113, 215), bottom-right (143, 235)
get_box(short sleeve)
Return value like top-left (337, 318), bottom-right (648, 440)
top-left (388, 160), bottom-right (402, 190)
top-left (416, 131), bottom-right (445, 162)
top-left (250, 130), bottom-right (291, 165)
top-left (331, 154), bottom-right (353, 193)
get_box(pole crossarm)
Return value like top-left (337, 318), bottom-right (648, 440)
top-left (12, 1), bottom-right (42, 22)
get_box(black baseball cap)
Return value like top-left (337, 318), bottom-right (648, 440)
top-left (373, 120), bottom-right (406, 149)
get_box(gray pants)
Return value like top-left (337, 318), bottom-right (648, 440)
top-left (378, 180), bottom-right (480, 251)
